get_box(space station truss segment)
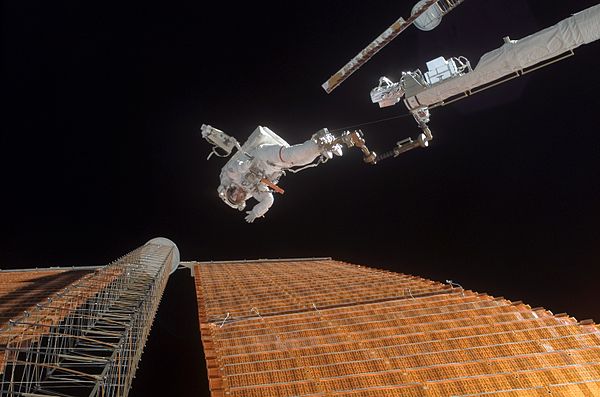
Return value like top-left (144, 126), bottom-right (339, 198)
top-left (193, 259), bottom-right (600, 397)
top-left (0, 238), bottom-right (179, 397)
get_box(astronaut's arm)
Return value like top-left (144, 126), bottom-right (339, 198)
top-left (245, 190), bottom-right (274, 223)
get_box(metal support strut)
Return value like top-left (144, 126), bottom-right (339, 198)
top-left (336, 130), bottom-right (377, 164)
top-left (0, 238), bottom-right (180, 397)
top-left (373, 123), bottom-right (433, 164)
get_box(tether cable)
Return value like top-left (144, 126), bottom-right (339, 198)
top-left (330, 111), bottom-right (412, 133)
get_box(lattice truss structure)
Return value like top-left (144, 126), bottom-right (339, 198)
top-left (0, 240), bottom-right (177, 397)
top-left (194, 259), bottom-right (600, 397)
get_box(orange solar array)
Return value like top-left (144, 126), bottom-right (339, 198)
top-left (193, 259), bottom-right (600, 397)
top-left (0, 268), bottom-right (92, 372)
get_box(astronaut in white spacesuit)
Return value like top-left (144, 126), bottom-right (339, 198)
top-left (203, 125), bottom-right (345, 223)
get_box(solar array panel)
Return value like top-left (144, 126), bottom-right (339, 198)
top-left (194, 259), bottom-right (600, 396)
top-left (0, 269), bottom-right (92, 372)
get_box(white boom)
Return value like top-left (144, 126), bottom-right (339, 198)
top-left (371, 4), bottom-right (600, 122)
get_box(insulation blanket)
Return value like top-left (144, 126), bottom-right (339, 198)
top-left (411, 4), bottom-right (600, 108)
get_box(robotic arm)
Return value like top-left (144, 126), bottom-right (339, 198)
top-left (367, 4), bottom-right (600, 162)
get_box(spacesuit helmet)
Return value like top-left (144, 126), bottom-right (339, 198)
top-left (226, 185), bottom-right (247, 205)
top-left (216, 184), bottom-right (248, 211)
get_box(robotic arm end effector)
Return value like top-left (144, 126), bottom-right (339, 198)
top-left (337, 129), bottom-right (377, 164)
top-left (311, 128), bottom-right (344, 159)
top-left (312, 128), bottom-right (377, 164)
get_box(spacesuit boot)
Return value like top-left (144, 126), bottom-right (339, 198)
top-left (311, 128), bottom-right (344, 159)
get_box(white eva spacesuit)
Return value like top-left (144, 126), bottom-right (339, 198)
top-left (202, 125), bottom-right (342, 223)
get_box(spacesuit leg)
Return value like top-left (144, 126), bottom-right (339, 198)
top-left (279, 141), bottom-right (322, 166)
top-left (255, 142), bottom-right (321, 168)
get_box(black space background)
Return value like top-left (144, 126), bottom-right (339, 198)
top-left (2, 1), bottom-right (599, 396)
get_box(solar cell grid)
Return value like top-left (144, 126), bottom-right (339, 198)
top-left (196, 261), bottom-right (453, 321)
top-left (0, 269), bottom-right (94, 373)
top-left (194, 259), bottom-right (600, 397)
top-left (213, 292), bottom-right (484, 336)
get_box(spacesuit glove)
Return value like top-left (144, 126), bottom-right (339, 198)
top-left (245, 211), bottom-right (258, 223)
